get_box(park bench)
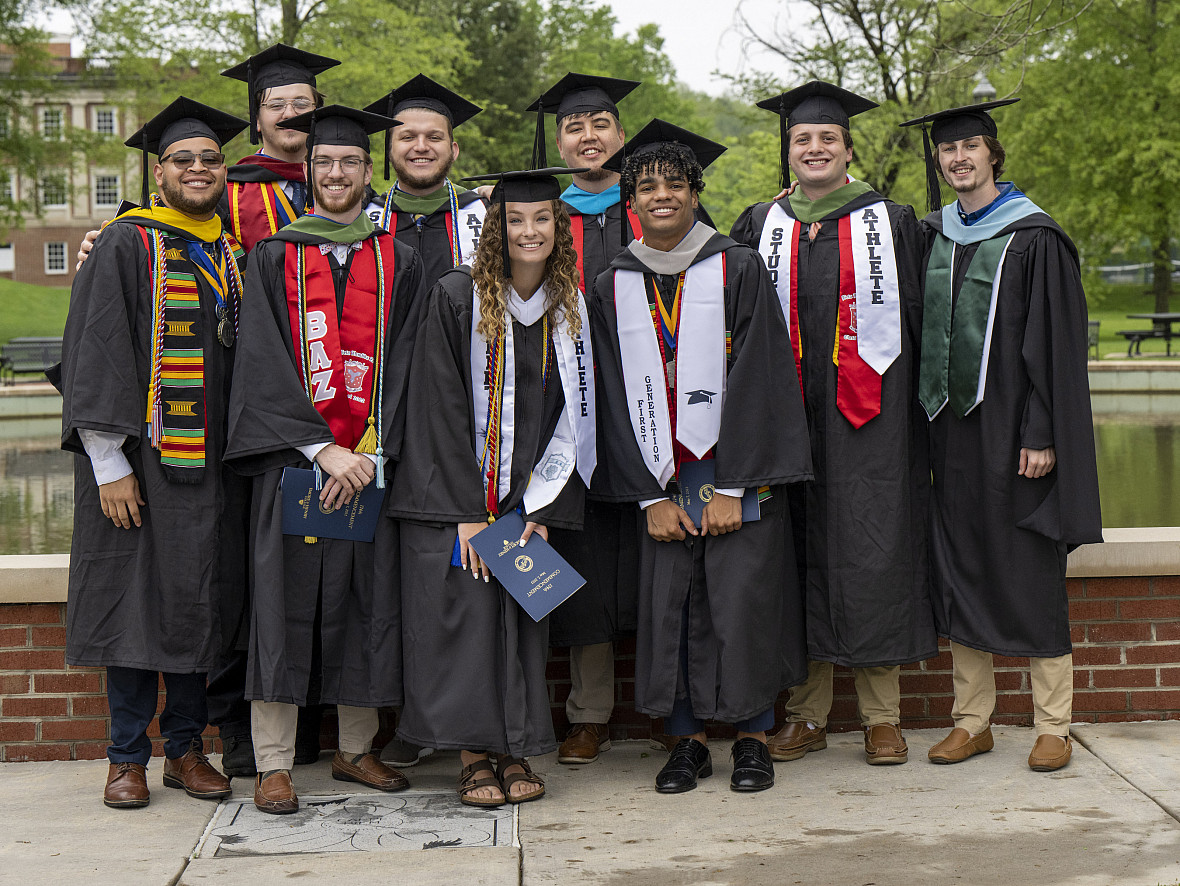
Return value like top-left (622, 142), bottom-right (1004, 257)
top-left (1088, 320), bottom-right (1100, 360)
top-left (1116, 328), bottom-right (1172, 358)
top-left (0, 337), bottom-right (64, 385)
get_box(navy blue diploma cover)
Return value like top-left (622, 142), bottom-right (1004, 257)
top-left (467, 511), bottom-right (586, 622)
top-left (280, 467), bottom-right (383, 543)
top-left (673, 460), bottom-right (761, 527)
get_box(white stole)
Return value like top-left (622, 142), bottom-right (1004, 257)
top-left (456, 200), bottom-right (487, 266)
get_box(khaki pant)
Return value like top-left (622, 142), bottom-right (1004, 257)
top-left (252, 701), bottom-right (378, 771)
top-left (565, 641), bottom-right (616, 724)
top-left (785, 660), bottom-right (901, 728)
top-left (949, 641), bottom-right (1072, 737)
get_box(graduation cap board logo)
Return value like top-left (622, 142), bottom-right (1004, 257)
top-left (900, 98), bottom-right (1020, 213)
top-left (363, 75), bottom-right (482, 180)
top-left (222, 44), bottom-right (341, 145)
top-left (125, 96), bottom-right (249, 205)
top-left (685, 389), bottom-right (716, 406)
top-left (461, 167), bottom-right (589, 278)
top-left (279, 105), bottom-right (399, 210)
top-left (525, 73), bottom-right (641, 167)
top-left (755, 80), bottom-right (878, 190)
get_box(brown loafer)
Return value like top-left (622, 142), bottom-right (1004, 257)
top-left (331, 751), bottom-right (409, 792)
top-left (558, 723), bottom-right (612, 764)
top-left (104, 762), bottom-right (150, 809)
top-left (766, 721), bottom-right (827, 762)
top-left (864, 723), bottom-right (908, 765)
top-left (929, 726), bottom-right (994, 764)
top-left (254, 769), bottom-right (299, 814)
top-left (163, 747), bottom-right (232, 800)
top-left (1028, 734), bottom-right (1072, 772)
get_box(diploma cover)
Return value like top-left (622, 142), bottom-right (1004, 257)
top-left (467, 511), bottom-right (587, 622)
top-left (280, 467), bottom-right (383, 543)
top-left (673, 460), bottom-right (762, 527)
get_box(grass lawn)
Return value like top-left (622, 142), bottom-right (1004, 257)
top-left (0, 278), bottom-right (70, 345)
top-left (1089, 281), bottom-right (1180, 360)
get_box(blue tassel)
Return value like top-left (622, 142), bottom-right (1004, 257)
top-left (313, 462), bottom-right (323, 490)
top-left (450, 533), bottom-right (463, 568)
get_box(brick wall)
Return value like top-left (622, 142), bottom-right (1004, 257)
top-left (3, 572), bottom-right (1178, 761)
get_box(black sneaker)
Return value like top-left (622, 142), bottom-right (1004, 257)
top-left (220, 733), bottom-right (257, 779)
top-left (379, 736), bottom-right (435, 767)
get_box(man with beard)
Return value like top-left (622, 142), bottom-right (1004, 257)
top-left (591, 120), bottom-right (812, 794)
top-left (225, 106), bottom-right (424, 813)
top-left (901, 100), bottom-right (1101, 771)
top-left (59, 97), bottom-right (248, 809)
top-left (729, 82), bottom-right (935, 767)
top-left (363, 75), bottom-right (487, 287)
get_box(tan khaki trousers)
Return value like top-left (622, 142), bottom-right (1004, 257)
top-left (785, 660), bottom-right (901, 728)
top-left (565, 641), bottom-right (616, 724)
top-left (949, 641), bottom-right (1073, 737)
top-left (252, 700), bottom-right (378, 771)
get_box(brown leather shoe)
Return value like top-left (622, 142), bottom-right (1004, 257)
top-left (929, 726), bottom-right (994, 764)
top-left (864, 723), bottom-right (908, 765)
top-left (558, 723), bottom-right (612, 764)
top-left (1028, 734), bottom-right (1072, 772)
top-left (766, 721), bottom-right (827, 762)
top-left (331, 751), bottom-right (409, 791)
top-left (104, 762), bottom-right (150, 809)
top-left (254, 770), bottom-right (299, 814)
top-left (163, 747), bottom-right (232, 799)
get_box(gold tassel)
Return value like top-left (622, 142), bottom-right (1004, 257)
top-left (304, 536), bottom-right (318, 544)
top-left (355, 416), bottom-right (378, 455)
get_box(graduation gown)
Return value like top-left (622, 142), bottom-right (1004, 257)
top-left (61, 220), bottom-right (248, 673)
top-left (365, 187), bottom-right (487, 288)
top-left (922, 210), bottom-right (1101, 658)
top-left (224, 225), bottom-right (423, 707)
top-left (388, 267), bottom-right (584, 757)
top-left (731, 196), bottom-right (937, 668)
top-left (590, 231), bottom-right (813, 722)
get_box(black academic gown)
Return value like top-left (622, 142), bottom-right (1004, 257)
top-left (224, 226), bottom-right (423, 707)
top-left (365, 187), bottom-right (487, 288)
top-left (388, 267), bottom-right (584, 758)
top-left (921, 210), bottom-right (1102, 658)
top-left (61, 220), bottom-right (248, 673)
top-left (590, 231), bottom-right (813, 723)
top-left (731, 196), bottom-right (937, 669)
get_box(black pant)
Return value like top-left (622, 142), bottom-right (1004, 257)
top-left (106, 667), bottom-right (207, 765)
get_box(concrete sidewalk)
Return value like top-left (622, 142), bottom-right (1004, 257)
top-left (1, 724), bottom-right (1178, 886)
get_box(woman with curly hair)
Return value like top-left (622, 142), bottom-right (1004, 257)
top-left (388, 168), bottom-right (595, 807)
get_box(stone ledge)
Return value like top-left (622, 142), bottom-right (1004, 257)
top-left (0, 555), bottom-right (70, 603)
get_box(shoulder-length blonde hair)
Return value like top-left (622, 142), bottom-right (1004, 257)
top-left (471, 199), bottom-right (582, 341)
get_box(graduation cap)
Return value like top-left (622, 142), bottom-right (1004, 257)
top-left (363, 75), bottom-right (482, 180)
top-left (685, 389), bottom-right (715, 405)
top-left (279, 105), bottom-right (399, 210)
top-left (222, 44), bottom-right (341, 146)
top-left (462, 167), bottom-right (589, 278)
top-left (125, 96), bottom-right (249, 206)
top-left (756, 80), bottom-right (878, 190)
top-left (900, 98), bottom-right (1019, 214)
top-left (524, 73), bottom-right (640, 167)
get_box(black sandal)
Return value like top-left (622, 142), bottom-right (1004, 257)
top-left (458, 756), bottom-right (504, 808)
top-left (496, 756), bottom-right (545, 804)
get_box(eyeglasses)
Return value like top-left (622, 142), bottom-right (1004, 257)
top-left (310, 157), bottom-right (367, 173)
top-left (160, 151), bottom-right (226, 170)
top-left (261, 98), bottom-right (316, 114)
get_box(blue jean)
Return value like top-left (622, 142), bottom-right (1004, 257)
top-left (106, 667), bottom-right (208, 765)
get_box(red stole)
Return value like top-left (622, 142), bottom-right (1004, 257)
top-left (570, 209), bottom-right (642, 292)
top-left (228, 181), bottom-right (300, 253)
top-left (284, 238), bottom-right (396, 449)
top-left (833, 216), bottom-right (881, 428)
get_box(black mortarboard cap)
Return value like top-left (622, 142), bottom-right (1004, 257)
top-left (125, 95), bottom-right (248, 205)
top-left (222, 44), bottom-right (340, 146)
top-left (281, 105), bottom-right (398, 210)
top-left (756, 81), bottom-right (878, 190)
top-left (524, 72), bottom-right (640, 167)
top-left (462, 167), bottom-right (588, 277)
top-left (900, 98), bottom-right (1019, 213)
top-left (363, 75), bottom-right (481, 179)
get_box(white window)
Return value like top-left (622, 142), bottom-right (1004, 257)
top-left (94, 108), bottom-right (115, 135)
top-left (0, 244), bottom-right (13, 273)
top-left (94, 174), bottom-right (119, 207)
top-left (41, 107), bottom-right (64, 140)
top-left (44, 241), bottom-right (67, 275)
top-left (40, 174), bottom-right (67, 208)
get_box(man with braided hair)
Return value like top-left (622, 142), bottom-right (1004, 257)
top-left (590, 120), bottom-right (812, 795)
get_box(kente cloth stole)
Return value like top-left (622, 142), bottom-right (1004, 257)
top-left (613, 252), bottom-right (727, 488)
top-left (918, 232), bottom-right (1014, 420)
top-left (380, 181), bottom-right (485, 267)
top-left (570, 209), bottom-right (642, 292)
top-left (758, 200), bottom-right (901, 428)
top-left (284, 238), bottom-right (394, 463)
top-left (139, 225), bottom-right (244, 484)
top-left (229, 181), bottom-right (299, 252)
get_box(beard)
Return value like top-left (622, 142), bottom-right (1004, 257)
top-left (159, 175), bottom-right (222, 217)
top-left (313, 177), bottom-right (366, 215)
top-left (576, 164), bottom-right (612, 183)
top-left (391, 151), bottom-right (454, 192)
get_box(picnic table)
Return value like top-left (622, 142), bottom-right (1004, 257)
top-left (1116, 312), bottom-right (1180, 357)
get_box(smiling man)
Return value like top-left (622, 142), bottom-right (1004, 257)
top-left (225, 105), bottom-right (425, 814)
top-left (730, 81), bottom-right (936, 768)
top-left (59, 97), bottom-right (248, 810)
top-left (901, 100), bottom-right (1101, 771)
top-left (590, 120), bottom-right (812, 795)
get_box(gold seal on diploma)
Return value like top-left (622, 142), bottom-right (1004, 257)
top-left (699, 483), bottom-right (715, 503)
top-left (515, 555), bottom-right (534, 572)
